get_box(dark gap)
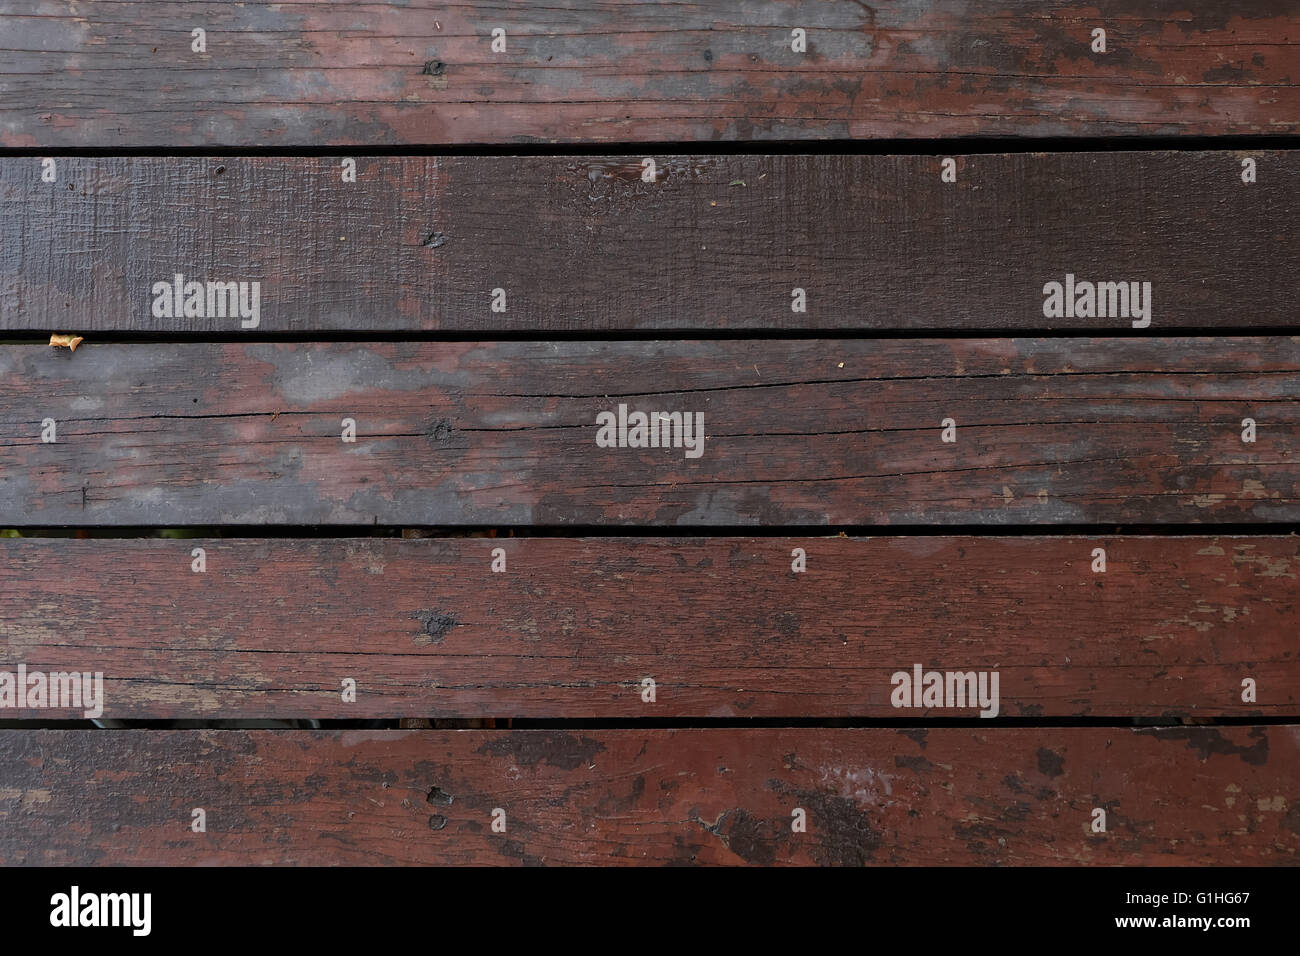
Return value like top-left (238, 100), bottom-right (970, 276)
top-left (3, 326), bottom-right (1299, 344)
top-left (3, 523), bottom-right (1297, 538)
top-left (0, 715), bottom-right (1293, 730)
top-left (496, 715), bottom-right (1299, 730)
top-left (2, 134), bottom-right (1300, 158)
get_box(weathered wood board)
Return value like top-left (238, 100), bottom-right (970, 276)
top-left (0, 536), bottom-right (1294, 719)
top-left (2, 152), bottom-right (1295, 333)
top-left (2, 338), bottom-right (1296, 526)
top-left (1, 728), bottom-right (1294, 865)
top-left (3, 2), bottom-right (1298, 147)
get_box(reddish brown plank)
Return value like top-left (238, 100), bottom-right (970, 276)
top-left (1, 338), bottom-right (1297, 526)
top-left (2, 152), bottom-right (1295, 332)
top-left (3, 2), bottom-right (1298, 147)
top-left (1, 536), bottom-right (1294, 720)
top-left (1, 728), bottom-right (1294, 865)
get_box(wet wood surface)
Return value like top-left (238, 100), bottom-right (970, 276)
top-left (3, 152), bottom-right (1295, 333)
top-left (1, 728), bottom-right (1294, 865)
top-left (0, 535), bottom-right (1294, 719)
top-left (3, 1), bottom-right (1298, 147)
top-left (2, 338), bottom-right (1296, 526)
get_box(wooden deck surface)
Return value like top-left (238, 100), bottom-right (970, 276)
top-left (1, 0), bottom-right (1296, 870)
top-left (2, 152), bottom-right (1294, 332)
top-left (3, 728), bottom-right (1294, 865)
top-left (2, 338), bottom-right (1296, 526)
top-left (2, 535), bottom-right (1293, 719)
top-left (4, 1), bottom-right (1297, 147)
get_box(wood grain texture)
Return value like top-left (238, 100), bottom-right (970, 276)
top-left (3, 152), bottom-right (1296, 333)
top-left (2, 338), bottom-right (1297, 526)
top-left (3, 1), bottom-right (1298, 147)
top-left (2, 728), bottom-right (1295, 865)
top-left (1, 536), bottom-right (1295, 720)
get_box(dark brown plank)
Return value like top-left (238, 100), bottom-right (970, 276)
top-left (1, 536), bottom-right (1294, 719)
top-left (3, 2), bottom-right (1298, 147)
top-left (1, 338), bottom-right (1297, 526)
top-left (2, 728), bottom-right (1294, 865)
top-left (2, 152), bottom-right (1295, 332)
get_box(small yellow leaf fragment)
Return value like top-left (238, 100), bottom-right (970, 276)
top-left (49, 334), bottom-right (84, 352)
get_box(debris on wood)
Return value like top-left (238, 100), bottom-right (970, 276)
top-left (48, 334), bottom-right (84, 351)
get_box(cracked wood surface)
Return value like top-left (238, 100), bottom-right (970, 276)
top-left (2, 152), bottom-right (1296, 332)
top-left (1, 536), bottom-right (1295, 719)
top-left (3, 1), bottom-right (1298, 147)
top-left (1, 728), bottom-right (1295, 865)
top-left (1, 338), bottom-right (1297, 526)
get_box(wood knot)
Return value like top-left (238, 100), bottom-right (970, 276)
top-left (427, 418), bottom-right (454, 443)
top-left (412, 610), bottom-right (458, 646)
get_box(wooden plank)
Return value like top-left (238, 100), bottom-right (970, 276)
top-left (2, 728), bottom-right (1294, 865)
top-left (3, 2), bottom-right (1297, 147)
top-left (1, 536), bottom-right (1294, 720)
top-left (1, 338), bottom-right (1297, 526)
top-left (2, 152), bottom-right (1296, 333)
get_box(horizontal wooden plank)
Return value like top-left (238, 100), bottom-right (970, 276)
top-left (1, 339), bottom-right (1297, 526)
top-left (2, 728), bottom-right (1294, 865)
top-left (3, 152), bottom-right (1296, 332)
top-left (1, 536), bottom-right (1294, 720)
top-left (3, 2), bottom-right (1298, 147)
